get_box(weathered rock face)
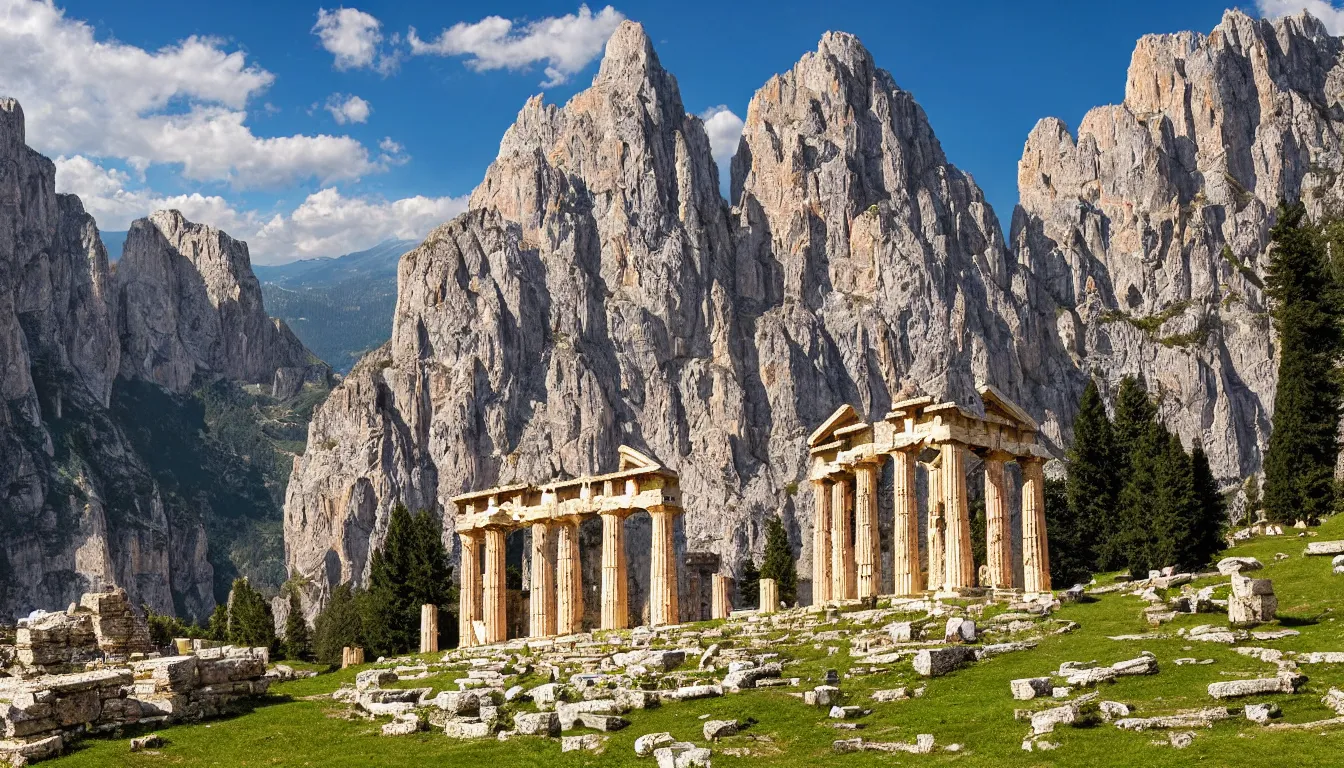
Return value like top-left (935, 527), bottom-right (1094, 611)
top-left (1011, 9), bottom-right (1344, 481)
top-left (285, 12), bottom-right (1344, 612)
top-left (115, 210), bottom-right (320, 394)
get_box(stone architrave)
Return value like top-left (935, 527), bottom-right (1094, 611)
top-left (555, 518), bottom-right (583, 635)
top-left (983, 452), bottom-right (1012, 589)
top-left (831, 475), bottom-right (856, 601)
top-left (483, 527), bottom-right (508, 644)
top-left (927, 460), bottom-right (945, 591)
top-left (458, 531), bottom-right (483, 648)
top-left (711, 574), bottom-right (733, 619)
top-left (941, 442), bottom-right (974, 592)
top-left (1021, 458), bottom-right (1051, 594)
top-left (891, 448), bottom-right (923, 595)
top-left (420, 604), bottom-right (439, 653)
top-left (759, 578), bottom-right (779, 613)
top-left (600, 511), bottom-right (630, 630)
top-left (530, 522), bottom-right (556, 638)
top-left (854, 460), bottom-right (881, 599)
top-left (812, 479), bottom-right (833, 605)
top-left (649, 507), bottom-right (679, 626)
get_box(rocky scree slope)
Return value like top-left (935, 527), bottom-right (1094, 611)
top-left (285, 11), bottom-right (1337, 613)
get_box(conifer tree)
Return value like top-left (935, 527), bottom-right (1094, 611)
top-left (360, 505), bottom-right (453, 656)
top-left (207, 603), bottom-right (229, 642)
top-left (738, 558), bottom-right (761, 609)
top-left (282, 590), bottom-right (312, 661)
top-left (226, 578), bottom-right (276, 650)
top-left (1243, 475), bottom-right (1264, 523)
top-left (1117, 418), bottom-right (1168, 577)
top-left (1044, 477), bottom-right (1090, 587)
top-left (1190, 445), bottom-right (1226, 567)
top-left (1065, 379), bottom-right (1116, 571)
top-left (1104, 375), bottom-right (1158, 569)
top-left (1153, 433), bottom-right (1198, 571)
top-left (759, 515), bottom-right (797, 606)
top-left (1263, 202), bottom-right (1342, 524)
top-left (313, 583), bottom-right (364, 666)
top-left (969, 496), bottom-right (987, 572)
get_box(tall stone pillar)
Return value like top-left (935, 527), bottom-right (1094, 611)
top-left (984, 453), bottom-right (1013, 589)
top-left (649, 507), bottom-right (679, 626)
top-left (941, 442), bottom-right (974, 592)
top-left (831, 475), bottom-right (856, 601)
top-left (555, 518), bottom-right (583, 635)
top-left (600, 511), bottom-right (629, 630)
top-left (529, 522), bottom-right (556, 638)
top-left (927, 460), bottom-right (945, 592)
top-left (711, 574), bottom-right (733, 620)
top-left (1022, 457), bottom-right (1052, 594)
top-left (420, 604), bottom-right (439, 653)
top-left (458, 530), bottom-right (483, 648)
top-left (759, 578), bottom-right (779, 614)
top-left (483, 527), bottom-right (508, 644)
top-left (854, 461), bottom-right (881, 599)
top-left (812, 479), bottom-right (833, 605)
top-left (891, 448), bottom-right (923, 595)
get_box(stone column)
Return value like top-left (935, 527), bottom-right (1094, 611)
top-left (984, 453), bottom-right (1013, 589)
top-left (854, 460), bottom-right (881, 599)
top-left (759, 578), bottom-right (779, 614)
top-left (1022, 457), bottom-right (1052, 594)
top-left (812, 479), bottom-right (833, 605)
top-left (942, 442), bottom-right (974, 592)
top-left (831, 475), bottom-right (856, 601)
top-left (420, 604), bottom-right (438, 653)
top-left (529, 522), bottom-right (556, 638)
top-left (649, 507), bottom-right (679, 626)
top-left (483, 527), bottom-right (508, 644)
top-left (555, 518), bottom-right (583, 635)
top-left (711, 574), bottom-right (733, 620)
top-left (927, 460), bottom-right (945, 592)
top-left (458, 530), bottom-right (483, 648)
top-left (600, 511), bottom-right (629, 630)
top-left (891, 448), bottom-right (923, 595)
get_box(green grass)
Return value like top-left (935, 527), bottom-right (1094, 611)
top-left (51, 517), bottom-right (1344, 766)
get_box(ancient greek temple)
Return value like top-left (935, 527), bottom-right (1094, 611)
top-left (451, 447), bottom-right (682, 647)
top-left (808, 385), bottom-right (1053, 603)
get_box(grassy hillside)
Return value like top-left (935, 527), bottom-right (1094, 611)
top-left (50, 517), bottom-right (1344, 767)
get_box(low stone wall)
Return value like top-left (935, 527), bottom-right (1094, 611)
top-left (11, 589), bottom-right (154, 674)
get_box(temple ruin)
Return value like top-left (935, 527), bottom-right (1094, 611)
top-left (452, 447), bottom-right (682, 647)
top-left (808, 385), bottom-right (1053, 602)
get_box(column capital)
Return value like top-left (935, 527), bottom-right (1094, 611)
top-left (646, 504), bottom-right (682, 516)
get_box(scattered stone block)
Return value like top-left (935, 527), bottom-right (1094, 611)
top-left (558, 699), bottom-right (617, 730)
top-left (1228, 574), bottom-right (1277, 625)
top-left (513, 711), bottom-right (559, 736)
top-left (1217, 557), bottom-right (1263, 575)
top-left (355, 669), bottom-right (397, 692)
top-left (561, 734), bottom-right (604, 753)
top-left (578, 713), bottom-right (629, 732)
top-left (1111, 654), bottom-right (1158, 676)
top-left (1323, 688), bottom-right (1344, 715)
top-left (1031, 704), bottom-right (1078, 734)
top-left (1168, 731), bottom-right (1196, 749)
top-left (1304, 541), bottom-right (1344, 556)
top-left (943, 618), bottom-right (976, 643)
top-left (1208, 673), bottom-right (1306, 699)
top-left (654, 742), bottom-right (712, 768)
top-left (1010, 678), bottom-right (1052, 701)
top-left (432, 690), bottom-right (480, 716)
top-left (871, 688), bottom-right (909, 702)
top-left (702, 719), bottom-right (738, 740)
top-left (1245, 703), bottom-right (1281, 723)
top-left (884, 622), bottom-right (916, 642)
top-left (912, 646), bottom-right (975, 677)
top-left (129, 734), bottom-right (162, 752)
top-left (635, 731), bottom-right (676, 756)
top-left (1099, 701), bottom-right (1131, 721)
top-left (828, 705), bottom-right (864, 719)
top-left (1114, 708), bottom-right (1232, 731)
top-left (443, 718), bottom-right (493, 739)
top-left (804, 685), bottom-right (840, 707)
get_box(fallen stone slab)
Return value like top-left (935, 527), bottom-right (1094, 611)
top-left (832, 734), bottom-right (936, 754)
top-left (1208, 673), bottom-right (1306, 699)
top-left (1217, 557), bottom-right (1263, 575)
top-left (1324, 688), bottom-right (1344, 715)
top-left (661, 685), bottom-right (722, 702)
top-left (803, 685), bottom-right (839, 707)
top-left (355, 669), bottom-right (397, 691)
top-left (653, 742), bottom-right (711, 768)
top-left (129, 733), bottom-right (163, 751)
top-left (912, 646), bottom-right (975, 677)
top-left (1066, 667), bottom-right (1117, 686)
top-left (634, 731), bottom-right (675, 756)
top-left (1031, 704), bottom-right (1079, 734)
top-left (1245, 703), bottom-right (1281, 723)
top-left (1111, 654), bottom-right (1159, 676)
top-left (1263, 716), bottom-right (1344, 731)
top-left (1100, 701), bottom-right (1131, 721)
top-left (1010, 678), bottom-right (1053, 701)
top-left (1167, 731), bottom-right (1196, 749)
top-left (443, 718), bottom-right (493, 739)
top-left (829, 705), bottom-right (865, 719)
top-left (513, 711), bottom-right (559, 736)
top-left (558, 699), bottom-right (617, 730)
top-left (1298, 652), bottom-right (1344, 664)
top-left (722, 662), bottom-right (781, 692)
top-left (1114, 708), bottom-right (1232, 730)
top-left (578, 713), bottom-right (629, 732)
top-left (561, 734), bottom-right (604, 753)
top-left (703, 719), bottom-right (738, 740)
top-left (1305, 541), bottom-right (1344, 556)
top-left (975, 641), bottom-right (1037, 659)
top-left (871, 688), bottom-right (909, 702)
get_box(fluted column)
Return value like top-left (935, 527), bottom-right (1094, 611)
top-left (458, 531), bottom-right (482, 648)
top-left (812, 479), bottom-right (833, 605)
top-left (555, 518), bottom-right (583, 634)
top-left (891, 448), bottom-right (923, 596)
top-left (529, 522), bottom-right (556, 638)
top-left (984, 453), bottom-right (1012, 589)
top-left (600, 511), bottom-right (629, 630)
top-left (711, 573), bottom-right (732, 619)
top-left (483, 527), bottom-right (508, 644)
top-left (1022, 457), bottom-right (1052, 594)
top-left (649, 507), bottom-right (679, 626)
top-left (759, 578), bottom-right (779, 614)
top-left (831, 475), bottom-right (856, 600)
top-left (420, 604), bottom-right (439, 653)
top-left (942, 443), bottom-right (974, 592)
top-left (854, 460), bottom-right (881, 599)
top-left (927, 460), bottom-right (945, 592)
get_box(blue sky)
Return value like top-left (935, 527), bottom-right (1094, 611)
top-left (1, 0), bottom-right (1337, 263)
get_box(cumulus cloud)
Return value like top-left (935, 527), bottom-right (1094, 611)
top-left (1257, 0), bottom-right (1344, 34)
top-left (312, 6), bottom-right (398, 72)
top-left (55, 154), bottom-right (467, 263)
top-left (408, 4), bottom-right (625, 87)
top-left (0, 0), bottom-right (380, 187)
top-left (326, 94), bottom-right (371, 124)
top-left (699, 106), bottom-right (744, 168)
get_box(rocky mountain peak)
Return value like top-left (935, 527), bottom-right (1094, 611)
top-left (0, 97), bottom-right (24, 152)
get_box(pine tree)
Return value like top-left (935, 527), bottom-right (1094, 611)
top-left (738, 558), bottom-right (761, 609)
top-left (969, 496), bottom-right (987, 572)
top-left (360, 505), bottom-right (453, 656)
top-left (1103, 375), bottom-right (1158, 570)
top-left (758, 515), bottom-right (797, 606)
top-left (1190, 444), bottom-right (1227, 567)
top-left (1117, 418), bottom-right (1167, 577)
top-left (1065, 379), bottom-right (1116, 571)
top-left (1153, 433), bottom-right (1198, 571)
top-left (282, 590), bottom-right (312, 661)
top-left (1044, 477), bottom-right (1090, 587)
top-left (1112, 376), bottom-right (1157, 474)
top-left (207, 603), bottom-right (229, 642)
top-left (1264, 202), bottom-right (1342, 524)
top-left (313, 583), bottom-right (364, 666)
top-left (1243, 475), bottom-right (1264, 523)
top-left (227, 578), bottom-right (276, 650)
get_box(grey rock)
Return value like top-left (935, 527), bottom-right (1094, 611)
top-left (1168, 731), bottom-right (1196, 749)
top-left (513, 711), bottom-right (559, 736)
top-left (578, 713), bottom-right (629, 732)
top-left (1010, 678), bottom-right (1053, 701)
top-left (443, 717), bottom-right (493, 739)
top-left (1111, 654), bottom-right (1159, 676)
top-left (558, 699), bottom-right (617, 730)
top-left (634, 731), bottom-right (675, 756)
top-left (1305, 541), bottom-right (1344, 556)
top-left (702, 719), bottom-right (738, 740)
top-left (1208, 673), bottom-right (1306, 699)
top-left (654, 742), bottom-right (711, 768)
top-left (1031, 704), bottom-right (1078, 734)
top-left (912, 646), bottom-right (975, 677)
top-left (1244, 703), bottom-right (1281, 723)
top-left (1217, 557), bottom-right (1263, 575)
top-left (561, 734), bottom-right (604, 753)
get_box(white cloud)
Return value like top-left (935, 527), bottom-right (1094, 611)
top-left (0, 0), bottom-right (380, 188)
top-left (312, 7), bottom-right (398, 73)
top-left (699, 106), bottom-right (744, 168)
top-left (378, 137), bottom-right (403, 154)
top-left (408, 4), bottom-right (625, 87)
top-left (55, 154), bottom-right (467, 263)
top-left (326, 93), bottom-right (371, 124)
top-left (1257, 1), bottom-right (1344, 33)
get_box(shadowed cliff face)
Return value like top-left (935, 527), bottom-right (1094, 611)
top-left (285, 11), bottom-right (1336, 615)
